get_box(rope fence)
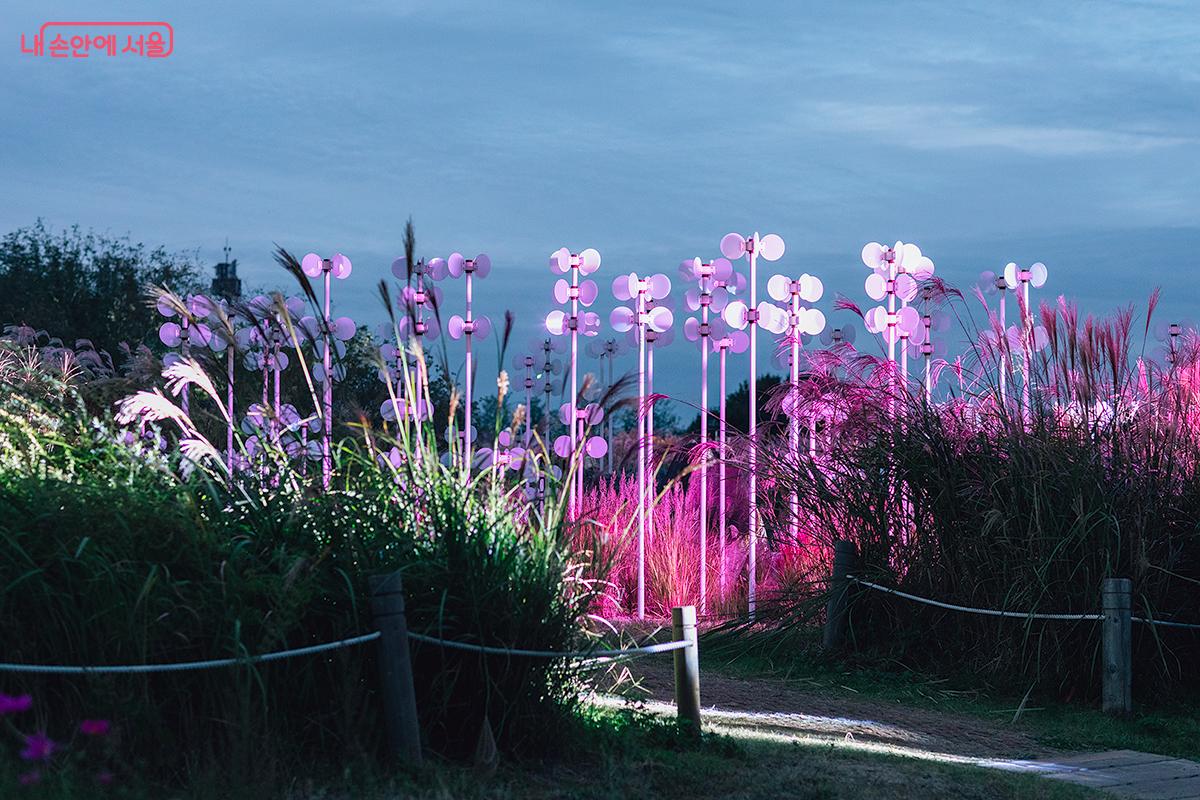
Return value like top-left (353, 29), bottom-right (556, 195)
top-left (0, 631), bottom-right (693, 675)
top-left (825, 540), bottom-right (1200, 717)
top-left (848, 575), bottom-right (1200, 629)
top-left (0, 632), bottom-right (382, 675)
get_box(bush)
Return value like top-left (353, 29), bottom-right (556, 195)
top-left (0, 347), bottom-right (607, 788)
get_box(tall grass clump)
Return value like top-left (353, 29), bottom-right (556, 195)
top-left (723, 293), bottom-right (1200, 702)
top-left (0, 294), bottom-right (610, 790)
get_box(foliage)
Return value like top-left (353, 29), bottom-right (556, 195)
top-left (0, 221), bottom-right (201, 357)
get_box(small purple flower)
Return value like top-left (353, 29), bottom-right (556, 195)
top-left (18, 770), bottom-right (41, 786)
top-left (20, 732), bottom-right (57, 762)
top-left (79, 719), bottom-right (111, 736)
top-left (96, 770), bottom-right (115, 785)
top-left (0, 693), bottom-right (32, 715)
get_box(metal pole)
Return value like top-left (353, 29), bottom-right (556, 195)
top-left (637, 286), bottom-right (647, 620)
top-left (464, 269), bottom-right (474, 475)
top-left (322, 264), bottom-right (332, 491)
top-left (699, 289), bottom-right (709, 614)
top-left (748, 235), bottom-right (759, 620)
top-left (718, 344), bottom-right (727, 599)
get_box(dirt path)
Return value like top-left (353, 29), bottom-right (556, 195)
top-left (620, 658), bottom-right (1050, 761)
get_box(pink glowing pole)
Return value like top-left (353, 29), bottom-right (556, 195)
top-left (682, 256), bottom-right (733, 613)
top-left (612, 272), bottom-right (672, 618)
top-left (862, 243), bottom-right (924, 401)
top-left (978, 271), bottom-right (1010, 402)
top-left (1003, 262), bottom-right (1049, 414)
top-left (718, 338), bottom-right (727, 593)
top-left (767, 273), bottom-right (826, 544)
top-left (642, 296), bottom-right (674, 544)
top-left (447, 253), bottom-right (492, 474)
top-left (548, 248), bottom-right (602, 518)
top-left (301, 252), bottom-right (352, 490)
top-left (721, 232), bottom-right (786, 619)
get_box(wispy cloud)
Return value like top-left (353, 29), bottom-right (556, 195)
top-left (809, 101), bottom-right (1194, 156)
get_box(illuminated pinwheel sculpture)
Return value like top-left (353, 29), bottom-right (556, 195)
top-left (861, 242), bottom-right (923, 377)
top-left (767, 272), bottom-right (826, 543)
top-left (680, 256), bottom-right (735, 611)
top-left (547, 247), bottom-right (602, 517)
top-left (201, 298), bottom-right (247, 475)
top-left (1003, 262), bottom-right (1049, 411)
top-left (554, 401), bottom-right (608, 466)
top-left (719, 230), bottom-right (786, 618)
top-left (157, 294), bottom-right (214, 415)
top-left (907, 286), bottom-right (950, 402)
top-left (1153, 320), bottom-right (1195, 368)
top-left (446, 252), bottom-right (493, 473)
top-left (711, 327), bottom-right (749, 594)
top-left (511, 351), bottom-right (539, 447)
top-left (477, 429), bottom-right (529, 472)
top-left (632, 286), bottom-right (675, 547)
top-left (611, 271), bottom-right (674, 619)
top-left (391, 255), bottom-right (445, 412)
top-left (532, 335), bottom-right (566, 447)
top-left (586, 337), bottom-right (626, 472)
top-left (301, 252), bottom-right (352, 489)
top-left (977, 269), bottom-right (1012, 401)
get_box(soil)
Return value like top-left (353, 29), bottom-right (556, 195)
top-left (619, 658), bottom-right (1052, 761)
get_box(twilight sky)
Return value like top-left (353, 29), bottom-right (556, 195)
top-left (3, 1), bottom-right (1198, 404)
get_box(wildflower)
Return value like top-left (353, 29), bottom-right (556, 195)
top-left (0, 692), bottom-right (32, 715)
top-left (18, 770), bottom-right (41, 786)
top-left (79, 719), bottom-right (111, 736)
top-left (20, 732), bottom-right (56, 762)
top-left (96, 770), bottom-right (115, 785)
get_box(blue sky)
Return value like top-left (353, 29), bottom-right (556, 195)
top-left (3, 1), bottom-right (1198, 404)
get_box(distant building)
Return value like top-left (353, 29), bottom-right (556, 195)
top-left (211, 244), bottom-right (242, 300)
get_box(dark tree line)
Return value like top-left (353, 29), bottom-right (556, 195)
top-left (0, 220), bottom-right (202, 356)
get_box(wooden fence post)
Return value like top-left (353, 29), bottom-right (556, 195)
top-left (824, 540), bottom-right (858, 650)
top-left (1101, 577), bottom-right (1132, 716)
top-left (672, 605), bottom-right (701, 735)
top-left (369, 572), bottom-right (423, 765)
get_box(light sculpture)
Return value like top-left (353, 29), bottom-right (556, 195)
top-left (586, 337), bottom-right (626, 472)
top-left (711, 328), bottom-right (749, 597)
top-left (554, 401), bottom-right (608, 466)
top-left (547, 247), bottom-right (602, 517)
top-left (977, 270), bottom-right (1011, 401)
top-left (446, 252), bottom-right (493, 474)
top-left (719, 231), bottom-right (786, 619)
top-left (611, 271), bottom-right (673, 619)
top-left (681, 256), bottom-right (735, 612)
top-left (157, 294), bottom-right (213, 415)
top-left (860, 242), bottom-right (924, 377)
top-left (1003, 262), bottom-right (1049, 412)
top-left (511, 351), bottom-right (538, 447)
top-left (301, 252), bottom-right (352, 489)
top-left (907, 286), bottom-right (950, 403)
top-left (767, 272), bottom-right (826, 543)
top-left (391, 255), bottom-right (445, 416)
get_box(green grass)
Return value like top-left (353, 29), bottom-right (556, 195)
top-left (709, 645), bottom-right (1200, 762)
top-left (1, 708), bottom-right (1103, 800)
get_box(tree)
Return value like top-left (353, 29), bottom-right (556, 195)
top-left (0, 220), bottom-right (202, 357)
top-left (685, 374), bottom-right (786, 435)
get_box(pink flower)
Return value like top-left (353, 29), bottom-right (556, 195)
top-left (79, 719), bottom-right (111, 736)
top-left (0, 693), bottom-right (32, 715)
top-left (20, 732), bottom-right (56, 762)
top-left (18, 770), bottom-right (41, 786)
